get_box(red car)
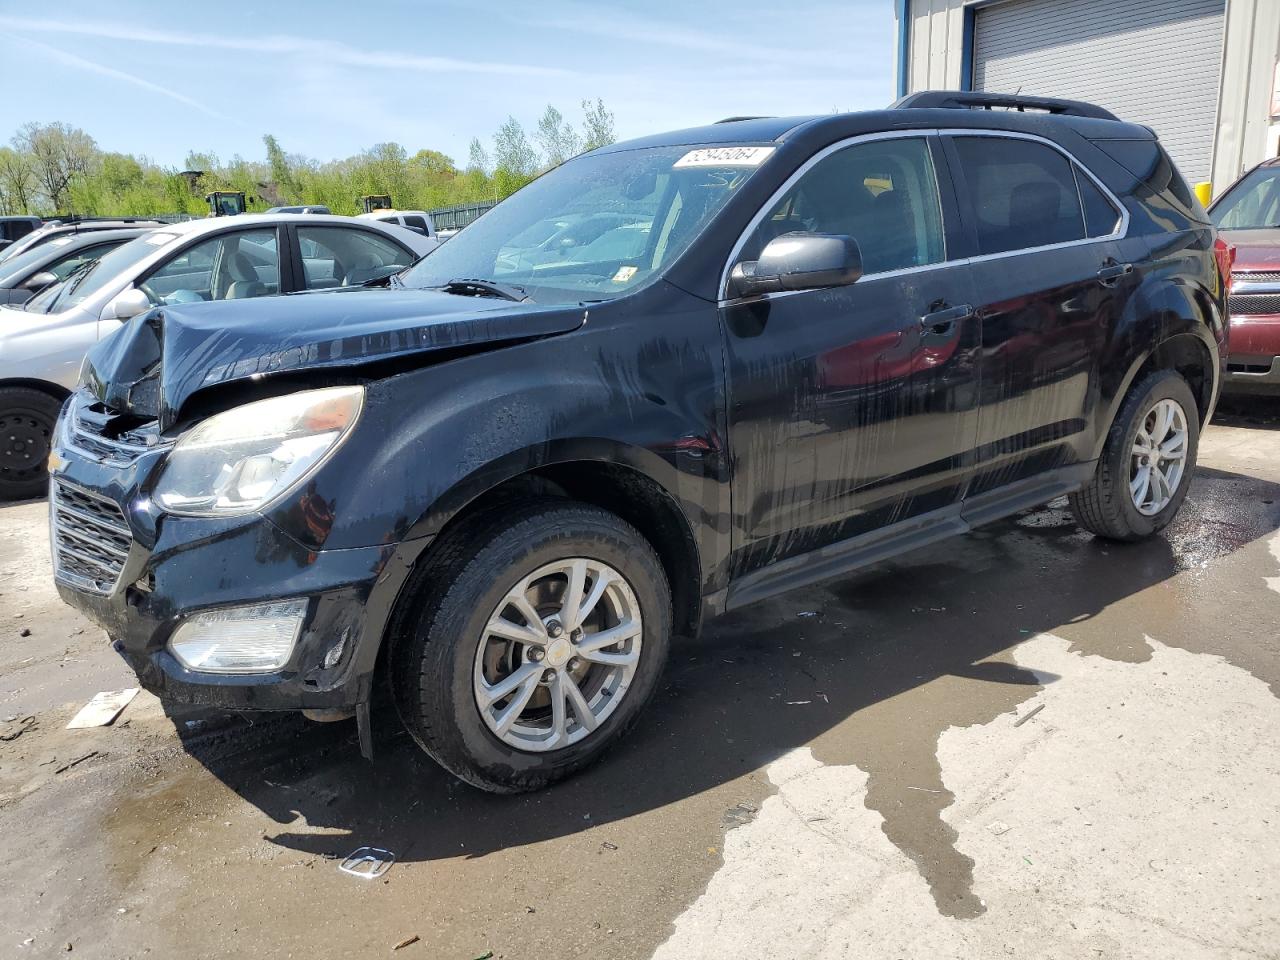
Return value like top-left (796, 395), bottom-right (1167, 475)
top-left (1210, 158), bottom-right (1280, 394)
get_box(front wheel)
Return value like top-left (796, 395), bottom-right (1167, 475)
top-left (392, 501), bottom-right (672, 793)
top-left (1070, 369), bottom-right (1200, 541)
top-left (0, 387), bottom-right (63, 501)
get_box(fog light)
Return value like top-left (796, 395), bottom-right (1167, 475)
top-left (168, 599), bottom-right (308, 674)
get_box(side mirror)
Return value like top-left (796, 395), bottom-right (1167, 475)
top-left (102, 286), bottom-right (152, 322)
top-left (19, 270), bottom-right (58, 293)
top-left (729, 232), bottom-right (862, 299)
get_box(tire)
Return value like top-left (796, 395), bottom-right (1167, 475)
top-left (392, 499), bottom-right (672, 793)
top-left (1069, 369), bottom-right (1200, 541)
top-left (0, 387), bottom-right (63, 501)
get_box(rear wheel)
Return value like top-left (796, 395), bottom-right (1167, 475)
top-left (1069, 369), bottom-right (1199, 541)
top-left (392, 500), bottom-right (671, 793)
top-left (0, 387), bottom-right (62, 501)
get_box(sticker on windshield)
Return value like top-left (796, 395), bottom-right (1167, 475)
top-left (611, 266), bottom-right (638, 283)
top-left (144, 233), bottom-right (179, 246)
top-left (674, 146), bottom-right (775, 169)
top-left (49, 237), bottom-right (73, 246)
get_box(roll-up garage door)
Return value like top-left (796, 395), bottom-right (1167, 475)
top-left (973, 0), bottom-right (1225, 183)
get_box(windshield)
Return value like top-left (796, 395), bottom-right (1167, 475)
top-left (1210, 165), bottom-right (1280, 230)
top-left (27, 231), bottom-right (178, 314)
top-left (400, 145), bottom-right (770, 304)
top-left (0, 236), bottom-right (76, 286)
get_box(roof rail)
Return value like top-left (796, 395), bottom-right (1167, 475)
top-left (715, 116), bottom-right (771, 124)
top-left (892, 91), bottom-right (1119, 122)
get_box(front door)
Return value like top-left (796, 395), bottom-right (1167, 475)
top-left (722, 134), bottom-right (981, 577)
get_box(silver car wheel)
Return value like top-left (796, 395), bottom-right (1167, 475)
top-left (1129, 397), bottom-right (1189, 516)
top-left (473, 558), bottom-right (642, 752)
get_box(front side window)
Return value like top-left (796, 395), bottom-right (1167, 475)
top-left (297, 226), bottom-right (414, 289)
top-left (400, 144), bottom-right (766, 304)
top-left (1210, 165), bottom-right (1280, 230)
top-left (140, 229), bottom-right (279, 304)
top-left (740, 137), bottom-right (946, 276)
top-left (952, 137), bottom-right (1089, 255)
top-left (27, 231), bottom-right (182, 314)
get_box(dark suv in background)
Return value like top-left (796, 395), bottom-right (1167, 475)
top-left (51, 92), bottom-right (1227, 792)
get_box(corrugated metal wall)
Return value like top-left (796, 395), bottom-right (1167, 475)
top-left (971, 0), bottom-right (1226, 182)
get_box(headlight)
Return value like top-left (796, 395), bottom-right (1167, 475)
top-left (154, 385), bottom-right (363, 517)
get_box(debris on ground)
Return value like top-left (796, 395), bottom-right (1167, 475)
top-left (391, 934), bottom-right (419, 950)
top-left (784, 700), bottom-right (811, 705)
top-left (1, 715), bottom-right (36, 741)
top-left (54, 751), bottom-right (99, 775)
top-left (601, 841), bottom-right (618, 851)
top-left (472, 952), bottom-right (493, 960)
top-left (1013, 703), bottom-right (1046, 727)
top-left (339, 846), bottom-right (395, 880)
top-left (987, 820), bottom-right (1013, 836)
top-left (66, 689), bottom-right (139, 729)
top-left (19, 627), bottom-right (31, 637)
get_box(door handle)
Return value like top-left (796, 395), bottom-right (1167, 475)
top-left (920, 303), bottom-right (973, 338)
top-left (1097, 261), bottom-right (1133, 286)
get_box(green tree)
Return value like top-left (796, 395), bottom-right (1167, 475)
top-left (13, 121), bottom-right (97, 212)
top-left (0, 146), bottom-right (37, 214)
top-left (263, 134), bottom-right (300, 203)
top-left (536, 105), bottom-right (580, 168)
top-left (581, 98), bottom-right (616, 152)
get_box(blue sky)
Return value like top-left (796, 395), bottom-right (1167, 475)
top-left (0, 0), bottom-right (895, 169)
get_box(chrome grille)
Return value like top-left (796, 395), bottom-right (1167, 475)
top-left (1233, 271), bottom-right (1280, 284)
top-left (1227, 293), bottom-right (1280, 317)
top-left (51, 481), bottom-right (132, 595)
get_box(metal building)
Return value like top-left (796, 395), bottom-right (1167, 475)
top-left (895, 0), bottom-right (1280, 195)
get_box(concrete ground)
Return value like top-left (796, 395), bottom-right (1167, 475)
top-left (2, 399), bottom-right (1279, 960)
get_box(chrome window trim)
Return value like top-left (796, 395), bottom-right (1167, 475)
top-left (718, 127), bottom-right (1131, 303)
top-left (718, 129), bottom-right (946, 302)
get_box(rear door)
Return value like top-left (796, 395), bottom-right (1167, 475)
top-left (943, 132), bottom-right (1128, 494)
top-left (722, 133), bottom-right (982, 576)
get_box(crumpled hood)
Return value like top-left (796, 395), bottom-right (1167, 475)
top-left (83, 287), bottom-right (586, 428)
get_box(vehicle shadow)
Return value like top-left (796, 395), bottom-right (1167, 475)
top-left (161, 462), bottom-right (1280, 916)
top-left (1214, 395), bottom-right (1280, 430)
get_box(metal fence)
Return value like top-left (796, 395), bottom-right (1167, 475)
top-left (426, 201), bottom-right (497, 232)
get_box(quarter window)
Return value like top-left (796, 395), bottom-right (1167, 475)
top-left (742, 137), bottom-right (946, 276)
top-left (1076, 169), bottom-right (1121, 238)
top-left (951, 137), bottom-right (1093, 255)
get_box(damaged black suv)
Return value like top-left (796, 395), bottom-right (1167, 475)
top-left (51, 93), bottom-right (1228, 792)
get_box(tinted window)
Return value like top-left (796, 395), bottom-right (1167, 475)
top-left (297, 226), bottom-right (413, 289)
top-left (742, 137), bottom-right (946, 275)
top-left (1094, 139), bottom-right (1207, 223)
top-left (1076, 169), bottom-right (1121, 238)
top-left (952, 137), bottom-right (1085, 255)
top-left (141, 229), bottom-right (279, 304)
top-left (404, 215), bottom-right (428, 231)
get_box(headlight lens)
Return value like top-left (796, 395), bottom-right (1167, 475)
top-left (154, 385), bottom-right (363, 516)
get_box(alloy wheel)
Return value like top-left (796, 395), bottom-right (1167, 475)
top-left (1129, 397), bottom-right (1188, 516)
top-left (473, 557), bottom-right (642, 752)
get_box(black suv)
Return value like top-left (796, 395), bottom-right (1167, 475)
top-left (51, 93), bottom-right (1227, 792)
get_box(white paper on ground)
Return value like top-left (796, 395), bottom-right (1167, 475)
top-left (66, 688), bottom-right (139, 729)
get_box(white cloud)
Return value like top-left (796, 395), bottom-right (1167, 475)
top-left (0, 15), bottom-right (578, 79)
top-left (9, 36), bottom-right (233, 121)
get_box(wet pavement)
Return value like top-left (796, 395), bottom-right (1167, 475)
top-left (2, 398), bottom-right (1278, 959)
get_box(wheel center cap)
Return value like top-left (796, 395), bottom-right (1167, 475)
top-left (545, 638), bottom-right (572, 668)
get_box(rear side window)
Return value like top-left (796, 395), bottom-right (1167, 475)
top-left (404, 215), bottom-right (428, 232)
top-left (1092, 139), bottom-right (1207, 223)
top-left (951, 137), bottom-right (1088, 255)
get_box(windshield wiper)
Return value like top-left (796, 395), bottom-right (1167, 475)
top-left (438, 278), bottom-right (533, 303)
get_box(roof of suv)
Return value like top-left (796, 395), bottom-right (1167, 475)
top-left (596, 94), bottom-right (1153, 155)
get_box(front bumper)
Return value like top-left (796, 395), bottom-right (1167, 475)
top-left (1223, 314), bottom-right (1280, 395)
top-left (49, 421), bottom-right (427, 712)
